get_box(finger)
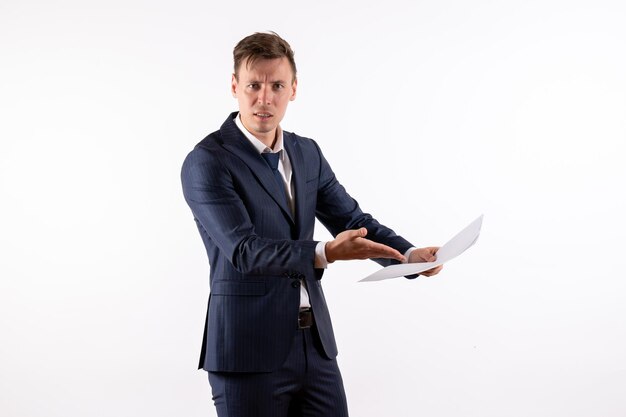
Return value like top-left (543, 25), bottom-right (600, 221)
top-left (343, 228), bottom-right (367, 240)
top-left (421, 265), bottom-right (443, 277)
top-left (416, 249), bottom-right (436, 263)
top-left (364, 241), bottom-right (406, 262)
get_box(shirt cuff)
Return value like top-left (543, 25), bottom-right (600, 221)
top-left (314, 241), bottom-right (329, 269)
top-left (403, 247), bottom-right (416, 263)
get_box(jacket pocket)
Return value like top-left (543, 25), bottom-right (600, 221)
top-left (211, 280), bottom-right (266, 296)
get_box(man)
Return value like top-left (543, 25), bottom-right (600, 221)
top-left (181, 32), bottom-right (442, 417)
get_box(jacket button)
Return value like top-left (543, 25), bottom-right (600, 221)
top-left (291, 281), bottom-right (301, 288)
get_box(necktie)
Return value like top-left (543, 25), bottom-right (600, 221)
top-left (261, 151), bottom-right (288, 205)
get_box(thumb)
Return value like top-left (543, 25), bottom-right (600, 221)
top-left (418, 249), bottom-right (436, 262)
top-left (356, 227), bottom-right (368, 238)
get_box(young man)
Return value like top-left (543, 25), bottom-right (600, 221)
top-left (181, 32), bottom-right (442, 417)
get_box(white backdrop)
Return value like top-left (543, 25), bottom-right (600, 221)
top-left (1, 0), bottom-right (625, 416)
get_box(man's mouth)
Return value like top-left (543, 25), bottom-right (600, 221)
top-left (254, 112), bottom-right (273, 119)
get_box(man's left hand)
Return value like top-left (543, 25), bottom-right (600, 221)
top-left (409, 247), bottom-right (443, 277)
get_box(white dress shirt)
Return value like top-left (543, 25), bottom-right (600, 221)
top-left (234, 114), bottom-right (319, 309)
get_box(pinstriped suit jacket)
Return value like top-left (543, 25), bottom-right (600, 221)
top-left (181, 112), bottom-right (413, 372)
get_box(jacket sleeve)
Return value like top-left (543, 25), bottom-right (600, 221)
top-left (181, 146), bottom-right (317, 275)
top-left (310, 140), bottom-right (414, 268)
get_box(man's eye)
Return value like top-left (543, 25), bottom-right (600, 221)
top-left (273, 84), bottom-right (284, 90)
top-left (248, 84), bottom-right (260, 90)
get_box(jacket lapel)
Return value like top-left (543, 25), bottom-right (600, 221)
top-left (284, 132), bottom-right (307, 238)
top-left (219, 113), bottom-right (295, 225)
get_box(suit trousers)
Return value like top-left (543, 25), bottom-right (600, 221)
top-left (208, 325), bottom-right (349, 417)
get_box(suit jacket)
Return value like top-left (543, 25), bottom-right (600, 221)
top-left (181, 112), bottom-right (413, 372)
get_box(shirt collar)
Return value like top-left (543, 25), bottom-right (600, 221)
top-left (234, 113), bottom-right (284, 156)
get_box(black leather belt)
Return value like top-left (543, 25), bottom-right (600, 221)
top-left (298, 308), bottom-right (313, 329)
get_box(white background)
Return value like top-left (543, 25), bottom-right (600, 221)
top-left (1, 0), bottom-right (625, 416)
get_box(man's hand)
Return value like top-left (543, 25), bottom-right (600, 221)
top-left (409, 247), bottom-right (443, 277)
top-left (325, 228), bottom-right (407, 264)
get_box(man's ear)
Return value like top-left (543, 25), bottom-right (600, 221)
top-left (290, 77), bottom-right (298, 101)
top-left (231, 74), bottom-right (238, 98)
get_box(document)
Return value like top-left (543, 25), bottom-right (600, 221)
top-left (359, 215), bottom-right (483, 282)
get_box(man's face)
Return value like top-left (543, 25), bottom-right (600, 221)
top-left (231, 57), bottom-right (297, 146)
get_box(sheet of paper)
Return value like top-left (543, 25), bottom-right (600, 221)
top-left (359, 214), bottom-right (483, 282)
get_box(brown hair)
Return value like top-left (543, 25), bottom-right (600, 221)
top-left (233, 32), bottom-right (297, 81)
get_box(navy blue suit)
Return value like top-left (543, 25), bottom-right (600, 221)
top-left (181, 113), bottom-right (413, 412)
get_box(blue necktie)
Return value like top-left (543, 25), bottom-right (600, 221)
top-left (261, 151), bottom-right (288, 205)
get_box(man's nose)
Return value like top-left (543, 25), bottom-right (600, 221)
top-left (258, 85), bottom-right (272, 105)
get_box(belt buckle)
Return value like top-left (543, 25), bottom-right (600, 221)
top-left (298, 309), bottom-right (313, 329)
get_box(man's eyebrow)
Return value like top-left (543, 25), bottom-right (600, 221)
top-left (245, 79), bottom-right (288, 84)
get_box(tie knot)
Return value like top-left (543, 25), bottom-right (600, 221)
top-left (261, 151), bottom-right (280, 171)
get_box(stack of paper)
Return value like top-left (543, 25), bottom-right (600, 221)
top-left (359, 215), bottom-right (483, 282)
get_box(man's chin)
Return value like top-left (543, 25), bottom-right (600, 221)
top-left (248, 121), bottom-right (276, 135)
top-left (242, 117), bottom-right (274, 132)
top-left (253, 124), bottom-right (274, 132)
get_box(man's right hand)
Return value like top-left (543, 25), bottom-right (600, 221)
top-left (325, 228), bottom-right (406, 264)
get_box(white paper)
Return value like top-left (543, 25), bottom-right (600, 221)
top-left (359, 215), bottom-right (483, 282)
